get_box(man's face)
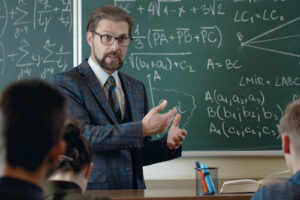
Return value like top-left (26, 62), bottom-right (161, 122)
top-left (87, 19), bottom-right (130, 74)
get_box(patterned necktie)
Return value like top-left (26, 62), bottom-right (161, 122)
top-left (106, 76), bottom-right (121, 121)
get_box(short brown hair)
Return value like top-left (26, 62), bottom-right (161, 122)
top-left (279, 98), bottom-right (300, 151)
top-left (0, 79), bottom-right (66, 171)
top-left (86, 5), bottom-right (135, 34)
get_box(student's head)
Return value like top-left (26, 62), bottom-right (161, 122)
top-left (52, 118), bottom-right (93, 191)
top-left (86, 5), bottom-right (135, 74)
top-left (57, 118), bottom-right (92, 173)
top-left (0, 79), bottom-right (66, 173)
top-left (278, 97), bottom-right (300, 173)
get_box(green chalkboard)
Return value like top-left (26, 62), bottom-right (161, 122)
top-left (82, 0), bottom-right (300, 152)
top-left (0, 0), bottom-right (73, 90)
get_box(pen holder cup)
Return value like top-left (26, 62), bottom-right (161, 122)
top-left (195, 167), bottom-right (218, 196)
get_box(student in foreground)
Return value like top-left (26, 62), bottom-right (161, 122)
top-left (0, 79), bottom-right (66, 200)
top-left (251, 97), bottom-right (300, 200)
top-left (44, 119), bottom-right (110, 200)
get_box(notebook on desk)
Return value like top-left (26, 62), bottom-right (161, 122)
top-left (220, 179), bottom-right (260, 193)
top-left (220, 170), bottom-right (291, 194)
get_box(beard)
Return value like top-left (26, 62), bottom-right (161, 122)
top-left (94, 49), bottom-right (123, 73)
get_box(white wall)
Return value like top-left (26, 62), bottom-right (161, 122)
top-left (143, 156), bottom-right (287, 180)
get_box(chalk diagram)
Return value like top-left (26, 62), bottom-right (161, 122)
top-left (0, 0), bottom-right (7, 74)
top-left (241, 16), bottom-right (300, 58)
top-left (146, 74), bottom-right (196, 138)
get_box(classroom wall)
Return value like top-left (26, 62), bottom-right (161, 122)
top-left (0, 155), bottom-right (287, 180)
top-left (143, 156), bottom-right (287, 180)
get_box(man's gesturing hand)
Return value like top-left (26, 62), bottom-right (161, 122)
top-left (167, 114), bottom-right (187, 150)
top-left (142, 100), bottom-right (177, 137)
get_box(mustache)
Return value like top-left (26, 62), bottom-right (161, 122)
top-left (104, 51), bottom-right (121, 59)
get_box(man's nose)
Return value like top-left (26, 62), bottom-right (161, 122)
top-left (111, 39), bottom-right (120, 51)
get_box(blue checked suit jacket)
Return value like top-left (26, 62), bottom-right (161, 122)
top-left (54, 60), bottom-right (181, 190)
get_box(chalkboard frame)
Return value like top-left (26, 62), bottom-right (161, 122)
top-left (182, 150), bottom-right (282, 157)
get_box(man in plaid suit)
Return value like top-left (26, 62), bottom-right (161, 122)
top-left (54, 5), bottom-right (187, 190)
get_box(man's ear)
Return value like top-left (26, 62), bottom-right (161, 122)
top-left (282, 134), bottom-right (290, 154)
top-left (86, 31), bottom-right (93, 48)
top-left (84, 162), bottom-right (93, 179)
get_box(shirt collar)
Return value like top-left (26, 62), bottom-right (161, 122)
top-left (88, 57), bottom-right (121, 87)
top-left (43, 180), bottom-right (82, 195)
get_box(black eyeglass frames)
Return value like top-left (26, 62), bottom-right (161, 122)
top-left (92, 32), bottom-right (133, 47)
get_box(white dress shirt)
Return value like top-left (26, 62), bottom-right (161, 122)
top-left (88, 57), bottom-right (125, 119)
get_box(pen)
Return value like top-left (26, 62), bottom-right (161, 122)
top-left (195, 161), bottom-right (209, 193)
top-left (201, 163), bottom-right (216, 194)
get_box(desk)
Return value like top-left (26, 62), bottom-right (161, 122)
top-left (87, 180), bottom-right (253, 200)
top-left (87, 189), bottom-right (252, 200)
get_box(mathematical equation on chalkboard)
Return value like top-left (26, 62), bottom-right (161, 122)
top-left (0, 0), bottom-right (72, 87)
top-left (112, 0), bottom-right (300, 143)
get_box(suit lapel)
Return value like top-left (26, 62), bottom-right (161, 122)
top-left (78, 61), bottom-right (118, 123)
top-left (119, 73), bottom-right (139, 121)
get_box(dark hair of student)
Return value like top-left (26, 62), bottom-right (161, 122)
top-left (86, 5), bottom-right (135, 34)
top-left (0, 79), bottom-right (66, 171)
top-left (57, 119), bottom-right (93, 173)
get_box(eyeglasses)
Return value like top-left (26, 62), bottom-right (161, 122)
top-left (92, 32), bottom-right (132, 47)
